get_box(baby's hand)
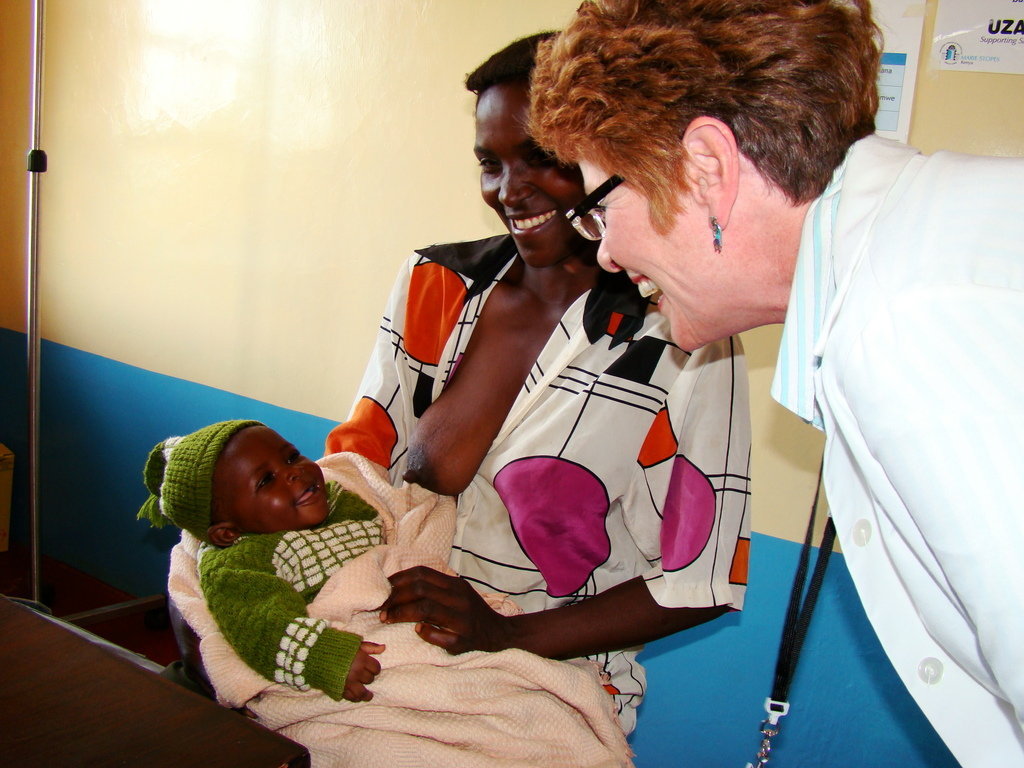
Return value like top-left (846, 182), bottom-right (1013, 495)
top-left (343, 641), bottom-right (385, 702)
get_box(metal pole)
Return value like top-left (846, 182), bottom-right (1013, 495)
top-left (27, 0), bottom-right (47, 604)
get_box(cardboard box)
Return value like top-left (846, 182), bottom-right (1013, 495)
top-left (0, 443), bottom-right (13, 552)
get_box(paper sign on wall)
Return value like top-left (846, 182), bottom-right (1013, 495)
top-left (933, 0), bottom-right (1024, 76)
top-left (873, 0), bottom-right (925, 143)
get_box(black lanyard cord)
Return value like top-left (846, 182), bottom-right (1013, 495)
top-left (772, 474), bottom-right (835, 704)
top-left (747, 457), bottom-right (834, 767)
top-left (771, 458), bottom-right (835, 704)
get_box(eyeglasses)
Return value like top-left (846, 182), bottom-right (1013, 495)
top-left (565, 175), bottom-right (624, 241)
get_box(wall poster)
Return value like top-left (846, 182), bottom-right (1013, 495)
top-left (873, 0), bottom-right (925, 143)
top-left (933, 0), bottom-right (1024, 76)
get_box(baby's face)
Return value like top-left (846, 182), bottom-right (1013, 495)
top-left (212, 426), bottom-right (330, 535)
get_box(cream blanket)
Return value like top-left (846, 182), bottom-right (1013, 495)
top-left (169, 451), bottom-right (633, 768)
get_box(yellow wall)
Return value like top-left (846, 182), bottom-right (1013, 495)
top-left (2, 1), bottom-right (1022, 543)
top-left (0, 2), bottom-right (32, 329)
top-left (4, 0), bottom-right (578, 414)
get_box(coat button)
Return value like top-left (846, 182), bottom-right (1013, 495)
top-left (918, 657), bottom-right (944, 685)
top-left (852, 518), bottom-right (872, 546)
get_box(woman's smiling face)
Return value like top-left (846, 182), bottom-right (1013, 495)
top-left (578, 157), bottom-right (725, 353)
top-left (474, 80), bottom-right (593, 269)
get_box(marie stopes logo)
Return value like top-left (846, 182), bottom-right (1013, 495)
top-left (941, 42), bottom-right (963, 65)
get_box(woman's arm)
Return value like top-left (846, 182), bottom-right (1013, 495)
top-left (380, 566), bottom-right (729, 658)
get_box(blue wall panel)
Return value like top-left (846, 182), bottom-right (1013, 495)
top-left (1, 328), bottom-right (29, 545)
top-left (629, 532), bottom-right (959, 766)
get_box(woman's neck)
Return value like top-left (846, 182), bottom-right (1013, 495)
top-left (504, 253), bottom-right (602, 310)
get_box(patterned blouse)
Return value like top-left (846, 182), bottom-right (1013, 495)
top-left (327, 235), bottom-right (752, 732)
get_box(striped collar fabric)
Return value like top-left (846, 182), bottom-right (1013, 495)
top-left (770, 157), bottom-right (849, 428)
top-left (417, 234), bottom-right (648, 348)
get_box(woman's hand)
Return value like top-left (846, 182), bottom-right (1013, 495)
top-left (379, 566), bottom-right (512, 654)
top-left (381, 569), bottom-right (731, 662)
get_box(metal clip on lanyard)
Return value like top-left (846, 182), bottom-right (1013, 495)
top-left (746, 458), bottom-right (834, 767)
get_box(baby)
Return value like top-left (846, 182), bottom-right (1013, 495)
top-left (138, 419), bottom-right (385, 702)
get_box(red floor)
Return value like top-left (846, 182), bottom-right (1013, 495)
top-left (0, 543), bottom-right (181, 667)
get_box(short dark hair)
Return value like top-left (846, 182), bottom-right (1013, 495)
top-left (465, 31), bottom-right (557, 95)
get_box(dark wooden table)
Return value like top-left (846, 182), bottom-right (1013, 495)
top-left (0, 596), bottom-right (310, 767)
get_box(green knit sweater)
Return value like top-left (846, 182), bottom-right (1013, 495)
top-left (198, 482), bottom-right (383, 700)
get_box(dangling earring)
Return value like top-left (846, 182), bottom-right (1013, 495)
top-left (710, 216), bottom-right (723, 254)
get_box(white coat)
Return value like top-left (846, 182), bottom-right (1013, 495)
top-left (777, 136), bottom-right (1024, 767)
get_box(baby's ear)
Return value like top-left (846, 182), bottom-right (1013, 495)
top-left (208, 522), bottom-right (242, 547)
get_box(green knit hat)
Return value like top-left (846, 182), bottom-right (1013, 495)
top-left (137, 420), bottom-right (262, 543)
